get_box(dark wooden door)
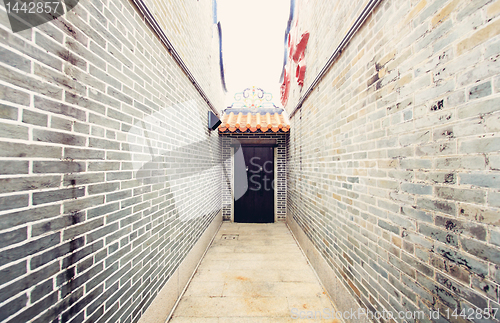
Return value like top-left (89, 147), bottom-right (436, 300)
top-left (234, 145), bottom-right (274, 223)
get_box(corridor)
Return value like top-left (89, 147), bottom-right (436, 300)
top-left (0, 0), bottom-right (499, 321)
top-left (169, 223), bottom-right (341, 322)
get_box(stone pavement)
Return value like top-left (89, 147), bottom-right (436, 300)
top-left (169, 222), bottom-right (342, 322)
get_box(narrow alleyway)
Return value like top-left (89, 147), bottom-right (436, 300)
top-left (169, 223), bottom-right (341, 322)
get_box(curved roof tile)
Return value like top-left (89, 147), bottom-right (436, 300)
top-left (218, 108), bottom-right (291, 133)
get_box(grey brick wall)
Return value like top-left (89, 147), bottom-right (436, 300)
top-left (286, 0), bottom-right (500, 321)
top-left (221, 132), bottom-right (287, 221)
top-left (0, 0), bottom-right (223, 322)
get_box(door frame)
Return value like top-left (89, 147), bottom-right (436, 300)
top-left (230, 143), bottom-right (278, 223)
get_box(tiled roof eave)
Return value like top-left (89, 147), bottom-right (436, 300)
top-left (218, 110), bottom-right (291, 134)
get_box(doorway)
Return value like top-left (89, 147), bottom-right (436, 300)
top-left (234, 145), bottom-right (275, 223)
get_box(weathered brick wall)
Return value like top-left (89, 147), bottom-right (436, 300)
top-left (0, 0), bottom-right (223, 322)
top-left (221, 133), bottom-right (287, 221)
top-left (287, 0), bottom-right (500, 321)
top-left (144, 0), bottom-right (223, 107)
top-left (285, 0), bottom-right (371, 104)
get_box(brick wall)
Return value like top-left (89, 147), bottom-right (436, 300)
top-left (221, 133), bottom-right (287, 221)
top-left (0, 0), bottom-right (223, 322)
top-left (286, 0), bottom-right (500, 321)
top-left (143, 0), bottom-right (224, 108)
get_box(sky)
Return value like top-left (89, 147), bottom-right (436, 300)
top-left (217, 0), bottom-right (291, 108)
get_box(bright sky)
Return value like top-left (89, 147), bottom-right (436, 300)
top-left (217, 0), bottom-right (291, 108)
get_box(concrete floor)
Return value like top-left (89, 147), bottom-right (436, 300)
top-left (169, 222), bottom-right (342, 323)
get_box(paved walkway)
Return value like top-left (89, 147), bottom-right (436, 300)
top-left (169, 222), bottom-right (342, 322)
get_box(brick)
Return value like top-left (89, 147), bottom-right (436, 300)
top-left (63, 64), bottom-right (105, 93)
top-left (0, 103), bottom-right (18, 120)
top-left (36, 21), bottom-right (64, 43)
top-left (435, 186), bottom-right (485, 204)
top-left (34, 161), bottom-right (85, 173)
top-left (0, 46), bottom-right (31, 72)
top-left (33, 187), bottom-right (86, 205)
top-left (35, 95), bottom-right (87, 121)
top-left (60, 264), bottom-right (102, 297)
top-left (22, 109), bottom-right (48, 127)
top-left (89, 88), bottom-right (121, 109)
top-left (86, 262), bottom-right (119, 292)
top-left (416, 141), bottom-right (456, 156)
top-left (431, 0), bottom-right (459, 27)
top-left (89, 113), bottom-right (120, 130)
top-left (106, 190), bottom-right (132, 203)
top-left (0, 194), bottom-right (29, 212)
top-left (34, 32), bottom-right (86, 70)
top-left (0, 161), bottom-right (29, 175)
top-left (419, 223), bottom-right (458, 247)
top-left (33, 129), bottom-right (86, 147)
top-left (461, 238), bottom-right (500, 264)
top-left (400, 158), bottom-right (431, 169)
top-left (61, 285), bottom-right (103, 323)
top-left (458, 97), bottom-right (500, 119)
top-left (51, 116), bottom-right (73, 131)
top-left (0, 141), bottom-right (62, 158)
top-left (0, 227), bottom-right (27, 249)
top-left (485, 114), bottom-right (500, 133)
top-left (61, 240), bottom-right (103, 268)
top-left (32, 212), bottom-right (85, 237)
top-left (435, 156), bottom-right (486, 170)
top-left (77, 257), bottom-right (94, 274)
top-left (458, 203), bottom-right (500, 225)
top-left (401, 182), bottom-right (432, 195)
top-left (106, 171), bottom-right (132, 181)
top-left (0, 261), bottom-right (27, 286)
top-left (489, 191), bottom-right (500, 208)
top-left (436, 272), bottom-right (488, 308)
top-left (87, 222), bottom-right (119, 243)
top-left (0, 27), bottom-right (61, 70)
top-left (87, 282), bottom-right (118, 316)
top-left (0, 205), bottom-right (60, 231)
top-left (32, 287), bottom-right (84, 323)
top-left (63, 173), bottom-right (104, 186)
top-left (417, 197), bottom-right (456, 215)
top-left (0, 294), bottom-right (28, 322)
top-left (416, 171), bottom-right (456, 184)
top-left (457, 18), bottom-right (500, 55)
top-left (107, 108), bottom-right (133, 124)
top-left (0, 175), bottom-right (61, 194)
top-left (0, 64), bottom-right (62, 100)
top-left (471, 275), bottom-right (498, 301)
top-left (401, 206), bottom-right (433, 223)
top-left (490, 229), bottom-right (500, 247)
top-left (0, 83), bottom-right (30, 106)
top-left (63, 195), bottom-right (105, 214)
top-left (65, 92), bottom-right (106, 115)
top-left (89, 137), bottom-right (120, 150)
top-left (51, 14), bottom-right (89, 45)
top-left (457, 0), bottom-right (491, 21)
top-left (30, 279), bottom-right (55, 304)
top-left (435, 244), bottom-right (488, 277)
top-left (460, 137), bottom-right (500, 154)
top-left (0, 121), bottom-right (28, 140)
top-left (469, 81), bottom-right (492, 100)
top-left (89, 65), bottom-right (121, 90)
top-left (460, 173), bottom-right (500, 189)
top-left (64, 147), bottom-right (105, 160)
top-left (30, 237), bottom-right (85, 270)
top-left (63, 218), bottom-right (104, 241)
top-left (0, 233), bottom-right (60, 267)
top-left (88, 183), bottom-right (120, 195)
top-left (435, 215), bottom-right (486, 241)
top-left (74, 122), bottom-right (90, 134)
